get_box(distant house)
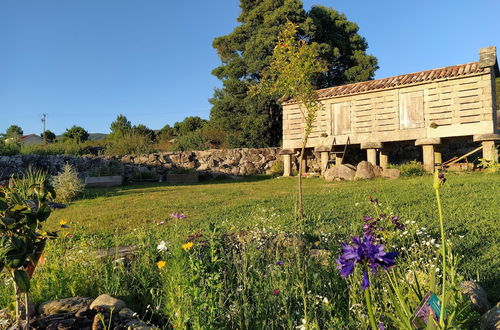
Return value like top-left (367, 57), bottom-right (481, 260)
top-left (18, 134), bottom-right (43, 146)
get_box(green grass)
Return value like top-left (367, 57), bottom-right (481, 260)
top-left (49, 173), bottom-right (499, 295)
top-left (1, 173), bottom-right (498, 328)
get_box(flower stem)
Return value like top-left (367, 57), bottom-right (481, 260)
top-left (434, 186), bottom-right (446, 328)
top-left (364, 287), bottom-right (378, 330)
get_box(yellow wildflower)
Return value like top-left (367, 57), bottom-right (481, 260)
top-left (313, 241), bottom-right (321, 246)
top-left (157, 260), bottom-right (166, 269)
top-left (59, 219), bottom-right (68, 225)
top-left (182, 242), bottom-right (194, 251)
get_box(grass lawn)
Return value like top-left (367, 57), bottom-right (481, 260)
top-left (49, 173), bottom-right (499, 296)
top-left (1, 172), bottom-right (498, 328)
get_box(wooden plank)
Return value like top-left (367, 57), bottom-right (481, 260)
top-left (400, 90), bottom-right (424, 129)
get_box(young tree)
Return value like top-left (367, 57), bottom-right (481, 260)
top-left (210, 0), bottom-right (377, 148)
top-left (5, 125), bottom-right (23, 138)
top-left (253, 22), bottom-right (327, 220)
top-left (62, 126), bottom-right (89, 143)
top-left (132, 124), bottom-right (156, 141)
top-left (173, 116), bottom-right (207, 136)
top-left (40, 130), bottom-right (56, 143)
top-left (109, 114), bottom-right (132, 138)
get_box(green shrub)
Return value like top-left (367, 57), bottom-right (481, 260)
top-left (105, 131), bottom-right (154, 156)
top-left (0, 142), bottom-right (20, 156)
top-left (51, 164), bottom-right (85, 203)
top-left (19, 141), bottom-right (88, 156)
top-left (131, 168), bottom-right (158, 181)
top-left (391, 161), bottom-right (426, 177)
top-left (89, 160), bottom-right (122, 177)
top-left (477, 158), bottom-right (500, 173)
top-left (269, 160), bottom-right (284, 176)
top-left (7, 166), bottom-right (52, 204)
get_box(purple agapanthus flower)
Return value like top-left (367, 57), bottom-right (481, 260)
top-left (391, 215), bottom-right (405, 231)
top-left (170, 213), bottom-right (186, 219)
top-left (336, 234), bottom-right (397, 290)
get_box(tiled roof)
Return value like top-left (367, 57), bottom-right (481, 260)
top-left (284, 61), bottom-right (488, 104)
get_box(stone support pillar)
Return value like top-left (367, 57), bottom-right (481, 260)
top-left (367, 149), bottom-right (377, 166)
top-left (315, 146), bottom-right (331, 175)
top-left (415, 138), bottom-right (441, 172)
top-left (473, 134), bottom-right (500, 161)
top-left (361, 142), bottom-right (383, 167)
top-left (379, 150), bottom-right (389, 169)
top-left (280, 149), bottom-right (295, 177)
top-left (320, 152), bottom-right (329, 174)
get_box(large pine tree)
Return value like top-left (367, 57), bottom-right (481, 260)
top-left (210, 0), bottom-right (378, 147)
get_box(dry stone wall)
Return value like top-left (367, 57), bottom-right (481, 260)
top-left (0, 148), bottom-right (284, 182)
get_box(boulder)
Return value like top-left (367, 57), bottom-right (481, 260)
top-left (480, 304), bottom-right (500, 330)
top-left (90, 294), bottom-right (126, 312)
top-left (323, 164), bottom-right (356, 181)
top-left (382, 168), bottom-right (401, 179)
top-left (38, 297), bottom-right (93, 315)
top-left (354, 161), bottom-right (375, 180)
top-left (460, 281), bottom-right (491, 314)
top-left (373, 166), bottom-right (383, 177)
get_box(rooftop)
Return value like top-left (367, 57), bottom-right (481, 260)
top-left (284, 61), bottom-right (488, 104)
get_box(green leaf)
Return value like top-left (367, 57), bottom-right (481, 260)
top-left (0, 198), bottom-right (8, 212)
top-left (13, 269), bottom-right (30, 292)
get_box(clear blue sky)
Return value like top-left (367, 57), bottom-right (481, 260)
top-left (1, 1), bottom-right (499, 135)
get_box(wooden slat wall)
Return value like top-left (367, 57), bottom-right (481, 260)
top-left (282, 73), bottom-right (493, 144)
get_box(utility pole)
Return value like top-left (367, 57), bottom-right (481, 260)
top-left (41, 114), bottom-right (47, 143)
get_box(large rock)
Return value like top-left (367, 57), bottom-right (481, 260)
top-left (460, 281), bottom-right (491, 314)
top-left (323, 164), bottom-right (356, 181)
top-left (354, 161), bottom-right (375, 180)
top-left (480, 303), bottom-right (500, 330)
top-left (90, 294), bottom-right (126, 312)
top-left (382, 168), bottom-right (401, 179)
top-left (38, 297), bottom-right (93, 315)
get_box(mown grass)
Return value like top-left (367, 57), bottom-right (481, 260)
top-left (1, 173), bottom-right (498, 327)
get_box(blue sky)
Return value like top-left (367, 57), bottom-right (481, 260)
top-left (1, 0), bottom-right (499, 135)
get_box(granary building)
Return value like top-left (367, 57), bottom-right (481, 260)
top-left (281, 47), bottom-right (499, 175)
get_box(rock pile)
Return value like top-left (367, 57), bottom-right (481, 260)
top-left (323, 162), bottom-right (401, 182)
top-left (1, 294), bottom-right (156, 330)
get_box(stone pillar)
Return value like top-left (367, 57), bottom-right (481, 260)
top-left (301, 157), bottom-right (308, 174)
top-left (474, 134), bottom-right (500, 161)
top-left (434, 150), bottom-right (442, 165)
top-left (320, 152), bottom-right (329, 174)
top-left (280, 149), bottom-right (295, 177)
top-left (361, 142), bottom-right (383, 166)
top-left (315, 146), bottom-right (331, 174)
top-left (367, 149), bottom-right (377, 166)
top-left (415, 138), bottom-right (441, 172)
top-left (482, 141), bottom-right (498, 161)
top-left (379, 150), bottom-right (389, 169)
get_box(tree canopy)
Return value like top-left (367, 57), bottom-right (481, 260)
top-left (110, 114), bottom-right (132, 138)
top-left (41, 130), bottom-right (56, 143)
top-left (210, 0), bottom-right (378, 147)
top-left (4, 125), bottom-right (23, 139)
top-left (62, 125), bottom-right (89, 143)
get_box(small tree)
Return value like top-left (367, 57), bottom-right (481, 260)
top-left (40, 130), bottom-right (56, 143)
top-left (109, 114), bottom-right (132, 138)
top-left (62, 126), bottom-right (89, 143)
top-left (253, 22), bottom-right (327, 220)
top-left (5, 125), bottom-right (23, 139)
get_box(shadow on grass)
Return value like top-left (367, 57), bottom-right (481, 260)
top-left (79, 174), bottom-right (276, 200)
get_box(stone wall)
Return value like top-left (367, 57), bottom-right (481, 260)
top-left (0, 138), bottom-right (481, 183)
top-left (0, 148), bottom-right (283, 182)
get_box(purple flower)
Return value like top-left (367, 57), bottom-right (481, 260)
top-left (170, 213), bottom-right (186, 219)
top-left (273, 289), bottom-right (280, 296)
top-left (391, 215), bottom-right (405, 231)
top-left (276, 260), bottom-right (283, 266)
top-left (336, 234), bottom-right (397, 290)
top-left (378, 322), bottom-right (385, 330)
top-left (362, 270), bottom-right (370, 290)
top-left (438, 173), bottom-right (446, 184)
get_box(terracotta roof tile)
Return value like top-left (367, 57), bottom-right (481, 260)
top-left (284, 61), bottom-right (487, 104)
